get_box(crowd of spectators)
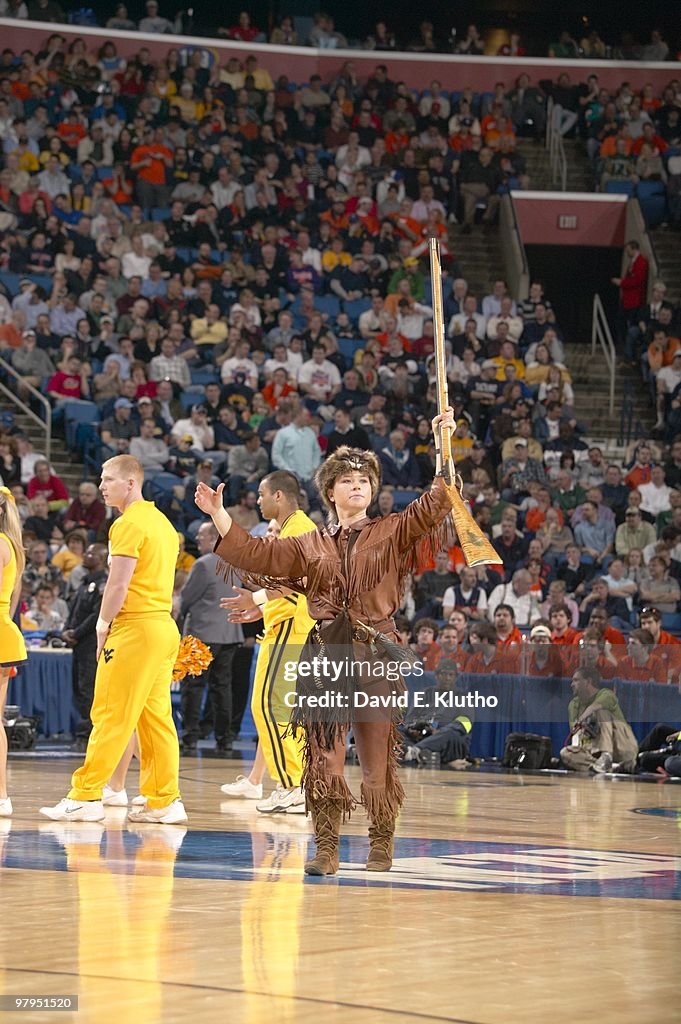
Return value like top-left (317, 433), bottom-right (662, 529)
top-left (0, 34), bottom-right (680, 710)
top-left (540, 69), bottom-right (681, 231)
top-left (1, 2), bottom-right (678, 64)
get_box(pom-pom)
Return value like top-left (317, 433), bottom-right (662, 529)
top-left (172, 635), bottom-right (213, 683)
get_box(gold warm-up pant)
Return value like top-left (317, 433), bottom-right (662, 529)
top-left (69, 615), bottom-right (181, 809)
top-left (251, 621), bottom-right (306, 789)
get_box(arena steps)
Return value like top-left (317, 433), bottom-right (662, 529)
top-left (515, 138), bottom-right (593, 193)
top-left (449, 224), bottom-right (507, 297)
top-left (567, 345), bottom-right (656, 439)
top-left (9, 408), bottom-right (84, 495)
top-left (648, 229), bottom-right (681, 305)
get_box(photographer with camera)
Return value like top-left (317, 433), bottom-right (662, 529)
top-left (400, 660), bottom-right (474, 768)
top-left (560, 666), bottom-right (638, 774)
top-left (61, 544), bottom-right (108, 749)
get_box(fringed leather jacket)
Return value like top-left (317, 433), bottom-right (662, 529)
top-left (215, 478), bottom-right (454, 638)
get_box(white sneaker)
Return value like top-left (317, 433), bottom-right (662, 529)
top-left (0, 797), bottom-right (12, 817)
top-left (256, 785), bottom-right (305, 814)
top-left (102, 785), bottom-right (129, 807)
top-left (127, 799), bottom-right (188, 825)
top-left (220, 775), bottom-right (263, 799)
top-left (39, 798), bottom-right (105, 822)
top-left (285, 796), bottom-right (308, 815)
top-left (131, 794), bottom-right (147, 806)
top-left (591, 752), bottom-right (613, 774)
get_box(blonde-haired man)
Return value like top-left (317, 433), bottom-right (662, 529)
top-left (40, 455), bottom-right (187, 823)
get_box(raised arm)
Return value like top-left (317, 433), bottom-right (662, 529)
top-left (195, 481), bottom-right (309, 581)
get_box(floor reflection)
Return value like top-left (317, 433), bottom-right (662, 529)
top-left (2, 824), bottom-right (680, 899)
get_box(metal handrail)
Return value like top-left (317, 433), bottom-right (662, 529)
top-left (591, 294), bottom-right (616, 416)
top-left (545, 96), bottom-right (568, 191)
top-left (508, 193), bottom-right (529, 296)
top-left (0, 356), bottom-right (52, 460)
top-left (500, 194), bottom-right (530, 301)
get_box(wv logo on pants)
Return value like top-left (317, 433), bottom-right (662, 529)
top-left (102, 648), bottom-right (115, 664)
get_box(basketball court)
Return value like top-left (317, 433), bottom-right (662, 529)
top-left (1, 756), bottom-right (680, 1023)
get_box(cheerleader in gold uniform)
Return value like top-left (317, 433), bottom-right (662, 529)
top-left (0, 486), bottom-right (27, 817)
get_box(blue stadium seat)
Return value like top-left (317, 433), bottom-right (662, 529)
top-left (315, 295), bottom-right (340, 319)
top-left (661, 613), bottom-right (681, 634)
top-left (30, 274), bottom-right (53, 294)
top-left (96, 166), bottom-right (113, 181)
top-left (144, 472), bottom-right (178, 494)
top-left (63, 402), bottom-right (100, 449)
top-left (638, 195), bottom-right (667, 228)
top-left (604, 181), bottom-right (636, 196)
top-left (189, 367), bottom-right (219, 386)
top-left (180, 390), bottom-right (202, 410)
top-left (337, 337), bottom-right (363, 367)
top-left (343, 297), bottom-right (371, 323)
top-left (0, 272), bottom-right (22, 297)
top-left (151, 207), bottom-right (171, 222)
top-left (636, 181), bottom-right (666, 199)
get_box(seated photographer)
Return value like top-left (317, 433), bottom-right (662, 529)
top-left (400, 660), bottom-right (474, 768)
top-left (559, 666), bottom-right (638, 774)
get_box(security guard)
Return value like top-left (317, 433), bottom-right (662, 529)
top-left (62, 543), bottom-right (109, 749)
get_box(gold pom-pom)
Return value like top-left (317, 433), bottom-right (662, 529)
top-left (172, 635), bottom-right (214, 683)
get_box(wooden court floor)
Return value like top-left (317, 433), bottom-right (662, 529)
top-left (1, 756), bottom-right (680, 1024)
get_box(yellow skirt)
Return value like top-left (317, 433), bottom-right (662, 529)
top-left (0, 612), bottom-right (27, 668)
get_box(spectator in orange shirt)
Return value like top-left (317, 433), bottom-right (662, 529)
top-left (390, 198), bottom-right (421, 244)
top-left (639, 606), bottom-right (681, 682)
top-left (624, 442), bottom-right (653, 491)
top-left (600, 127), bottom-right (633, 159)
top-left (647, 329), bottom-right (681, 374)
top-left (130, 126), bottom-right (173, 210)
top-left (550, 604), bottom-right (580, 645)
top-left (385, 127), bottom-right (410, 155)
top-left (525, 486), bottom-right (562, 533)
top-left (493, 604), bottom-right (523, 648)
top-left (576, 627), bottom-right (619, 679)
top-left (319, 195), bottom-right (349, 235)
top-left (618, 629), bottom-right (668, 683)
top-left (411, 618), bottom-right (442, 672)
top-left (574, 605), bottom-right (626, 650)
top-left (103, 162), bottom-right (134, 206)
top-left (526, 620), bottom-right (568, 676)
top-left (466, 622), bottom-right (518, 674)
top-left (631, 123), bottom-right (668, 156)
top-left (261, 367), bottom-right (296, 410)
top-left (550, 604), bottom-right (580, 674)
top-left (0, 312), bottom-right (25, 350)
top-left (57, 111), bottom-right (87, 155)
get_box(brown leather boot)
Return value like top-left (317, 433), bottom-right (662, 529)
top-left (366, 818), bottom-right (395, 871)
top-left (304, 800), bottom-right (342, 876)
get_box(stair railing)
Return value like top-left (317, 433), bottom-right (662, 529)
top-left (545, 97), bottom-right (568, 191)
top-left (591, 293), bottom-right (615, 416)
top-left (0, 355), bottom-right (52, 460)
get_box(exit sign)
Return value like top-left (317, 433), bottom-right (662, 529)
top-left (558, 215), bottom-right (578, 229)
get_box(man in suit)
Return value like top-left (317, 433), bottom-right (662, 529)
top-left (179, 521), bottom-right (244, 756)
top-left (623, 282), bottom-right (670, 365)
